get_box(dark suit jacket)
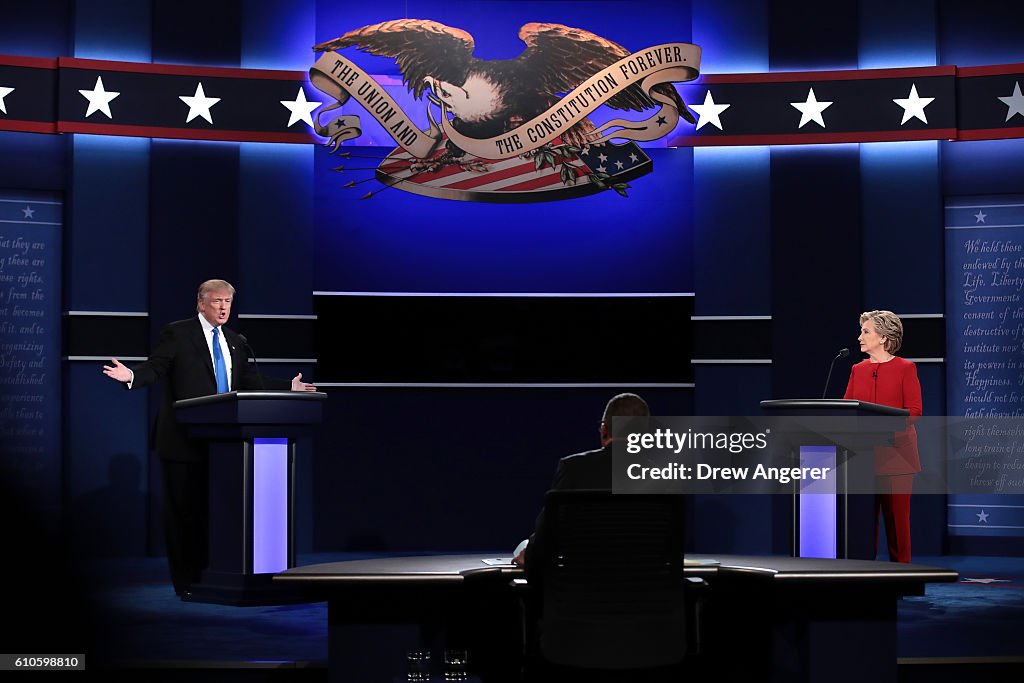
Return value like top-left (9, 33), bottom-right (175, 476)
top-left (524, 445), bottom-right (612, 579)
top-left (129, 317), bottom-right (289, 462)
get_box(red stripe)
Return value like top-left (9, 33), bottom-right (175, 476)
top-left (0, 120), bottom-right (58, 134)
top-left (696, 65), bottom-right (955, 85)
top-left (958, 63), bottom-right (1024, 77)
top-left (499, 170), bottom-right (577, 192)
top-left (672, 129), bottom-right (957, 146)
top-left (957, 126), bottom-right (1024, 141)
top-left (58, 57), bottom-right (307, 81)
top-left (56, 121), bottom-right (314, 143)
top-left (442, 161), bottom-right (544, 190)
top-left (0, 54), bottom-right (58, 69)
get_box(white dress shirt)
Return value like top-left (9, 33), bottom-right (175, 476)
top-left (198, 314), bottom-right (233, 390)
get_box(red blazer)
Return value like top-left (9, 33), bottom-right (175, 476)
top-left (843, 356), bottom-right (923, 475)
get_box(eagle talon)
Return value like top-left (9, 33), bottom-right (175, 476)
top-left (410, 151), bottom-right (487, 174)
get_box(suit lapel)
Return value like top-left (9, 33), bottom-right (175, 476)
top-left (222, 326), bottom-right (242, 389)
top-left (190, 317), bottom-right (216, 386)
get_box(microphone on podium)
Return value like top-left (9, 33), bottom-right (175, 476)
top-left (822, 347), bottom-right (850, 399)
top-left (237, 334), bottom-right (266, 390)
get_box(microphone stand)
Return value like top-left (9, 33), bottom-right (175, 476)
top-left (238, 334), bottom-right (266, 390)
top-left (822, 348), bottom-right (850, 399)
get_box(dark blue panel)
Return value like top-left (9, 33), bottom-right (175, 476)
top-left (861, 142), bottom-right (943, 314)
top-left (0, 132), bottom-right (67, 191)
top-left (241, 0), bottom-right (316, 70)
top-left (72, 0), bottom-right (151, 61)
top-left (918, 362), bottom-right (945, 416)
top-left (148, 139), bottom-right (240, 326)
top-left (152, 0), bottom-right (241, 67)
top-left (694, 364), bottom-right (772, 415)
top-left (858, 0), bottom-right (937, 69)
top-left (942, 140), bottom-right (1024, 197)
top-left (65, 363), bottom-right (149, 557)
top-left (770, 145), bottom-right (863, 400)
top-left (238, 144), bottom-right (314, 314)
top-left (910, 494), bottom-right (946, 557)
top-left (693, 146), bottom-right (771, 315)
top-left (692, 0), bottom-right (768, 73)
top-left (769, 0), bottom-right (858, 71)
top-left (691, 495), bottom-right (779, 555)
top-left (313, 147), bottom-right (693, 293)
top-left (913, 362), bottom-right (946, 556)
top-left (68, 135), bottom-right (150, 312)
top-left (312, 386), bottom-right (691, 551)
top-left (0, 1), bottom-right (70, 57)
top-left (938, 0), bottom-right (1024, 67)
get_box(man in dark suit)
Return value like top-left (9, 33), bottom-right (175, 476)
top-left (513, 392), bottom-right (650, 572)
top-left (103, 279), bottom-right (316, 598)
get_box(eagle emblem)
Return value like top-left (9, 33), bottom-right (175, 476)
top-left (310, 20), bottom-right (701, 202)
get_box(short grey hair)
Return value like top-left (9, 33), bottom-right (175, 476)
top-left (196, 279), bottom-right (235, 311)
top-left (860, 310), bottom-right (903, 354)
top-left (601, 393), bottom-right (650, 438)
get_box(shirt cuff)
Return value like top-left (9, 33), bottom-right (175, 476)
top-left (126, 369), bottom-right (135, 389)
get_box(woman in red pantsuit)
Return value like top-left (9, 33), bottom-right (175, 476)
top-left (843, 310), bottom-right (922, 563)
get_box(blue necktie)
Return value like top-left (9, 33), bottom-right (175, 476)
top-left (212, 327), bottom-right (229, 393)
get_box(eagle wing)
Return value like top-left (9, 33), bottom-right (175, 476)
top-left (517, 23), bottom-right (694, 123)
top-left (314, 20), bottom-right (475, 100)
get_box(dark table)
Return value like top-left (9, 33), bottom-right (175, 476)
top-left (276, 553), bottom-right (958, 683)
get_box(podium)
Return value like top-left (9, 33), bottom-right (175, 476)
top-left (174, 390), bottom-right (327, 604)
top-left (760, 399), bottom-right (909, 560)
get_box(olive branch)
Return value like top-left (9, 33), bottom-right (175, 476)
top-left (530, 143), bottom-right (631, 198)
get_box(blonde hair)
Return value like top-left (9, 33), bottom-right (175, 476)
top-left (196, 279), bottom-right (235, 311)
top-left (860, 310), bottom-right (903, 354)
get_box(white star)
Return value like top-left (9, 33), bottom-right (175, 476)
top-left (977, 509), bottom-right (989, 523)
top-left (893, 83), bottom-right (935, 125)
top-left (78, 76), bottom-right (120, 119)
top-left (614, 160), bottom-right (624, 169)
top-left (22, 206), bottom-right (34, 219)
top-left (628, 152), bottom-right (639, 163)
top-left (975, 210), bottom-right (987, 223)
top-left (791, 88), bottom-right (833, 129)
top-left (280, 87), bottom-right (322, 128)
top-left (598, 153), bottom-right (608, 163)
top-left (580, 145), bottom-right (591, 156)
top-left (179, 82), bottom-right (221, 124)
top-left (690, 90), bottom-right (731, 131)
top-left (0, 86), bottom-right (13, 115)
top-left (998, 81), bottom-right (1024, 122)
top-left (596, 165), bottom-right (607, 173)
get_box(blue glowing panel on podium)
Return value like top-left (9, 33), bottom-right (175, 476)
top-left (253, 437), bottom-right (290, 574)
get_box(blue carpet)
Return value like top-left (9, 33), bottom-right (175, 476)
top-left (899, 556), bottom-right (1024, 658)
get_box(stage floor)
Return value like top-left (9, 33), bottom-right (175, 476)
top-left (75, 553), bottom-right (1024, 674)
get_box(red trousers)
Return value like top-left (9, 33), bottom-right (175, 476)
top-left (875, 474), bottom-right (914, 563)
